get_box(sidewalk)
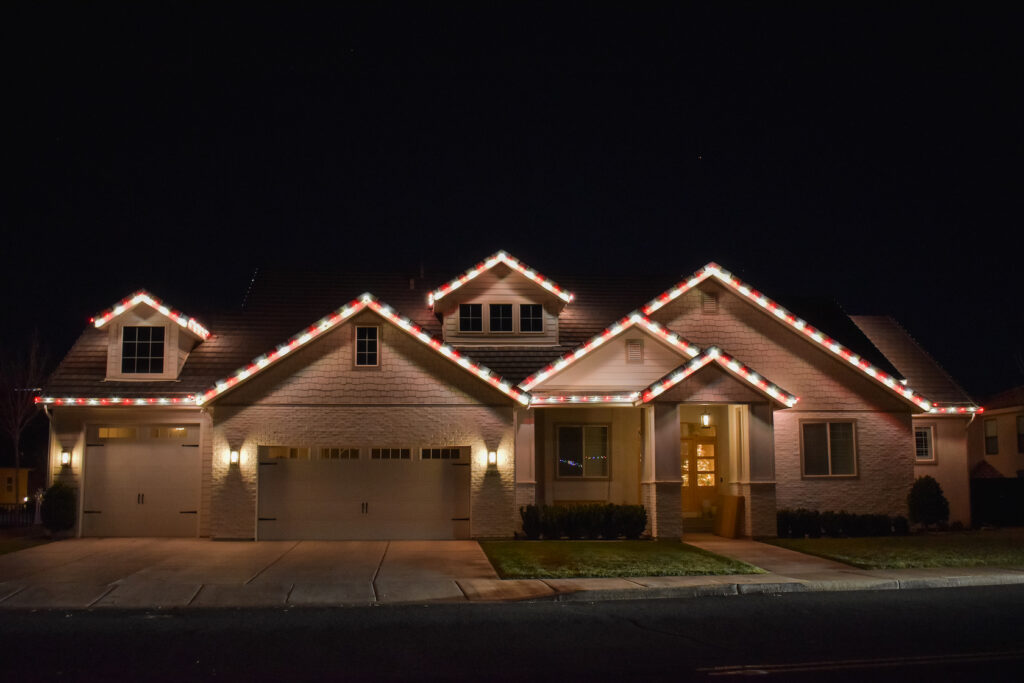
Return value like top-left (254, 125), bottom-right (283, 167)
top-left (2, 534), bottom-right (1024, 608)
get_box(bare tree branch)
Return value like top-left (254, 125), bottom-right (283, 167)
top-left (0, 330), bottom-right (49, 508)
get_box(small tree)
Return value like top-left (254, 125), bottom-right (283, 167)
top-left (0, 331), bottom-right (48, 510)
top-left (907, 475), bottom-right (950, 529)
top-left (40, 482), bottom-right (76, 532)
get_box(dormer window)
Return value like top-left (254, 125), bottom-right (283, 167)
top-left (520, 304), bottom-right (543, 333)
top-left (490, 304), bottom-right (513, 332)
top-left (121, 326), bottom-right (165, 374)
top-left (459, 304), bottom-right (483, 332)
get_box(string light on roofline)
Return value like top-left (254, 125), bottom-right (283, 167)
top-left (529, 392), bottom-right (640, 406)
top-left (428, 250), bottom-right (575, 307)
top-left (928, 404), bottom-right (984, 414)
top-left (639, 347), bottom-right (800, 407)
top-left (518, 314), bottom-right (700, 391)
top-left (35, 396), bottom-right (198, 406)
top-left (91, 290), bottom-right (211, 340)
top-left (639, 263), bottom-right (935, 412)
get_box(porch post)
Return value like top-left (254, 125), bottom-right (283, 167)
top-left (742, 403), bottom-right (778, 536)
top-left (642, 403), bottom-right (683, 538)
top-left (513, 407), bottom-right (537, 519)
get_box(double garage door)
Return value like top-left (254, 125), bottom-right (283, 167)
top-left (257, 447), bottom-right (471, 540)
top-left (82, 425), bottom-right (201, 537)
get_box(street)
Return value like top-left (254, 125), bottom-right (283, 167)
top-left (4, 585), bottom-right (1024, 681)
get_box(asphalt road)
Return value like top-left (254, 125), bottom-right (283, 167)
top-left (5, 585), bottom-right (1024, 682)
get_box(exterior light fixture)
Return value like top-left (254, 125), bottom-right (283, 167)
top-left (700, 411), bottom-right (711, 428)
top-left (487, 451), bottom-right (497, 467)
top-left (230, 450), bottom-right (240, 465)
top-left (60, 450), bottom-right (71, 467)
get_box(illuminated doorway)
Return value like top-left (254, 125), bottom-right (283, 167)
top-left (681, 420), bottom-right (717, 519)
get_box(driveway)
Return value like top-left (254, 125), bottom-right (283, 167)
top-left (0, 538), bottom-right (499, 609)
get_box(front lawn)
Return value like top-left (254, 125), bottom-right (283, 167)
top-left (764, 529), bottom-right (1024, 569)
top-left (480, 540), bottom-right (764, 579)
top-left (0, 536), bottom-right (50, 556)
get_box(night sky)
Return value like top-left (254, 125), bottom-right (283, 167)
top-left (4, 3), bottom-right (1022, 405)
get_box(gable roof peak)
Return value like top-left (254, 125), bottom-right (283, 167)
top-left (428, 250), bottom-right (575, 308)
top-left (91, 289), bottom-right (211, 340)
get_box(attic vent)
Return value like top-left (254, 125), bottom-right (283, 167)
top-left (701, 291), bottom-right (719, 314)
top-left (625, 339), bottom-right (644, 364)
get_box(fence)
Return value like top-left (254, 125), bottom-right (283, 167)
top-left (0, 503), bottom-right (34, 527)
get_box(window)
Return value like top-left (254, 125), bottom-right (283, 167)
top-left (985, 419), bottom-right (998, 455)
top-left (489, 304), bottom-right (513, 332)
top-left (915, 426), bottom-right (935, 463)
top-left (421, 447), bottom-right (462, 460)
top-left (1017, 416), bottom-right (1023, 454)
top-left (459, 304), bottom-right (482, 332)
top-left (520, 304), bottom-right (543, 332)
top-left (266, 446), bottom-right (311, 460)
top-left (320, 448), bottom-right (359, 460)
top-left (557, 425), bottom-right (609, 478)
top-left (98, 427), bottom-right (138, 440)
top-left (371, 448), bottom-right (410, 460)
top-left (355, 326), bottom-right (378, 366)
top-left (801, 421), bottom-right (856, 476)
top-left (121, 326), bottom-right (165, 373)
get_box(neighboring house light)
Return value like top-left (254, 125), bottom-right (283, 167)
top-left (229, 450), bottom-right (240, 465)
top-left (60, 450), bottom-right (71, 467)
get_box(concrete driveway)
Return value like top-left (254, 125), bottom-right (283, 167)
top-left (0, 538), bottom-right (499, 609)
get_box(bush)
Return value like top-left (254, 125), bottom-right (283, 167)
top-left (776, 508), bottom-right (906, 538)
top-left (892, 516), bottom-right (910, 535)
top-left (520, 505), bottom-right (541, 539)
top-left (907, 475), bottom-right (950, 528)
top-left (41, 482), bottom-right (76, 532)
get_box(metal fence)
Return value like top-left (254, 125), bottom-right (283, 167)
top-left (0, 503), bottom-right (33, 527)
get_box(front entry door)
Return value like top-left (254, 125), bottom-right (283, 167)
top-left (681, 423), bottom-right (717, 518)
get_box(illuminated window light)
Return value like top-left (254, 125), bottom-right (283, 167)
top-left (428, 250), bottom-right (575, 307)
top-left (91, 290), bottom-right (211, 340)
top-left (639, 263), bottom-right (936, 412)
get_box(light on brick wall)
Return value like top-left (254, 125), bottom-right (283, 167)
top-left (487, 450), bottom-right (498, 467)
top-left (229, 450), bottom-right (240, 466)
top-left (60, 450), bottom-right (71, 467)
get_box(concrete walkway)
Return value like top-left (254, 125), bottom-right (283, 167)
top-left (3, 534), bottom-right (1024, 608)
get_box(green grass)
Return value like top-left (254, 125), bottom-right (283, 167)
top-left (479, 540), bottom-right (764, 579)
top-left (764, 529), bottom-right (1024, 570)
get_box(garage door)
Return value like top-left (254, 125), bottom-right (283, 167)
top-left (257, 446), bottom-right (471, 540)
top-left (82, 425), bottom-right (201, 537)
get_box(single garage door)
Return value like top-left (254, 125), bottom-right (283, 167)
top-left (82, 424), bottom-right (201, 537)
top-left (257, 446), bottom-right (471, 540)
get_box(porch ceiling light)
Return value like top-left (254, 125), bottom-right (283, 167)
top-left (700, 411), bottom-right (711, 428)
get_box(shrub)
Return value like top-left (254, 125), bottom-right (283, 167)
top-left (520, 505), bottom-right (541, 539)
top-left (907, 475), bottom-right (950, 528)
top-left (617, 505), bottom-right (647, 539)
top-left (41, 482), bottom-right (76, 532)
top-left (892, 516), bottom-right (910, 535)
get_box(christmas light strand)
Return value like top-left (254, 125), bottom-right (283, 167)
top-left (92, 290), bottom-right (211, 340)
top-left (641, 347), bottom-right (799, 406)
top-left (428, 250), bottom-right (575, 307)
top-left (640, 263), bottom-right (938, 412)
top-left (35, 396), bottom-right (197, 406)
top-left (195, 293), bottom-right (530, 406)
top-left (518, 313), bottom-right (700, 391)
top-left (927, 404), bottom-right (984, 414)
top-left (529, 392), bottom-right (640, 406)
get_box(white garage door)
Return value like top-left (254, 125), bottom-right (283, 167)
top-left (82, 425), bottom-right (201, 537)
top-left (257, 446), bottom-right (471, 540)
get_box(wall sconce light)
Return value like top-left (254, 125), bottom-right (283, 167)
top-left (487, 451), bottom-right (497, 467)
top-left (700, 411), bottom-right (711, 428)
top-left (60, 450), bottom-right (71, 467)
top-left (230, 450), bottom-right (240, 465)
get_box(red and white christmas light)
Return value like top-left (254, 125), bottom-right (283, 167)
top-left (640, 347), bottom-right (799, 407)
top-left (35, 395), bottom-right (197, 406)
top-left (428, 250), bottom-right (575, 307)
top-left (92, 290), bottom-right (211, 340)
top-left (519, 313), bottom-right (700, 391)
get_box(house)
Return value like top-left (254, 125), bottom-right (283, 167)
top-left (0, 468), bottom-right (31, 505)
top-left (969, 385), bottom-right (1024, 478)
top-left (39, 252), bottom-right (983, 540)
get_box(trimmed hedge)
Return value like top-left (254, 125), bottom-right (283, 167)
top-left (776, 508), bottom-right (909, 538)
top-left (519, 504), bottom-right (647, 540)
top-left (41, 482), bottom-right (76, 532)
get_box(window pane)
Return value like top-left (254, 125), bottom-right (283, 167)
top-left (490, 304), bottom-right (513, 332)
top-left (915, 427), bottom-right (933, 460)
top-left (802, 423), bottom-right (829, 475)
top-left (829, 423), bottom-right (855, 474)
top-left (583, 426), bottom-right (608, 477)
top-left (520, 304), bottom-right (543, 332)
top-left (459, 304), bottom-right (482, 332)
top-left (356, 327), bottom-right (378, 366)
top-left (557, 426), bottom-right (584, 477)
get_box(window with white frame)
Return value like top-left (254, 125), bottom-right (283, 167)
top-left (520, 304), bottom-right (543, 332)
top-left (459, 304), bottom-right (483, 332)
top-left (121, 326), bottom-right (165, 373)
top-left (355, 326), bottom-right (379, 366)
top-left (489, 304), bottom-right (513, 332)
top-left (320, 447), bottom-right (359, 460)
top-left (556, 425), bottom-right (609, 478)
top-left (984, 419), bottom-right (998, 455)
top-left (915, 426), bottom-right (935, 463)
top-left (801, 421), bottom-right (856, 476)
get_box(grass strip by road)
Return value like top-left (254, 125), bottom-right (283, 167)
top-left (764, 529), bottom-right (1024, 569)
top-left (480, 540), bottom-right (764, 579)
